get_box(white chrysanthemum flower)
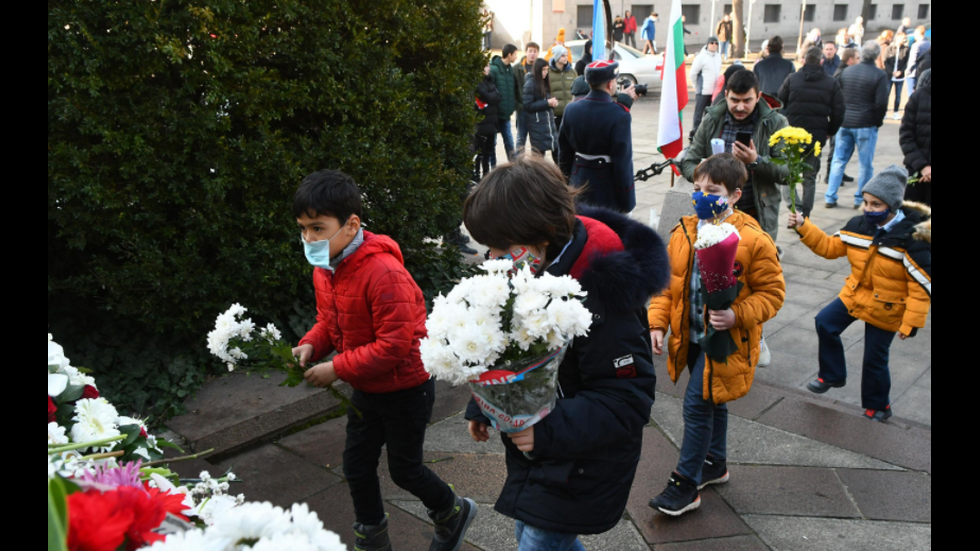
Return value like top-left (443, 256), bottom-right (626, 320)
top-left (510, 266), bottom-right (538, 294)
top-left (208, 501), bottom-right (293, 543)
top-left (547, 299), bottom-right (592, 340)
top-left (260, 324), bottom-right (283, 343)
top-left (288, 503), bottom-right (325, 540)
top-left (520, 309), bottom-right (553, 340)
top-left (545, 274), bottom-right (586, 298)
top-left (513, 292), bottom-right (549, 318)
top-left (250, 533), bottom-right (321, 551)
top-left (426, 300), bottom-right (467, 341)
top-left (480, 259), bottom-right (515, 275)
top-left (71, 398), bottom-right (121, 449)
top-left (446, 278), bottom-right (475, 305)
top-left (420, 338), bottom-right (462, 382)
top-left (48, 334), bottom-right (71, 372)
top-left (63, 365), bottom-right (96, 389)
top-left (228, 347), bottom-right (247, 361)
top-left (227, 303), bottom-right (248, 318)
top-left (48, 373), bottom-right (69, 398)
top-left (238, 318), bottom-right (256, 342)
top-left (48, 422), bottom-right (69, 446)
top-left (694, 222), bottom-right (740, 250)
top-left (509, 324), bottom-right (537, 351)
top-left (143, 528), bottom-right (221, 551)
top-left (449, 325), bottom-right (493, 365)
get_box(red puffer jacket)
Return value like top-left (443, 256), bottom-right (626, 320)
top-left (299, 232), bottom-right (431, 394)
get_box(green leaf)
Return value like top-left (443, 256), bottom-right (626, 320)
top-left (48, 478), bottom-right (69, 551)
top-left (117, 424), bottom-right (143, 449)
top-left (156, 439), bottom-right (185, 453)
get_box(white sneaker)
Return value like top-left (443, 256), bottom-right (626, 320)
top-left (758, 336), bottom-right (772, 367)
top-left (892, 112), bottom-right (901, 120)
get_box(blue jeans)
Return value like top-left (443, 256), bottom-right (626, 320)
top-left (517, 110), bottom-right (529, 151)
top-left (497, 118), bottom-right (515, 161)
top-left (815, 299), bottom-right (896, 411)
top-left (515, 521), bottom-right (585, 551)
top-left (720, 41), bottom-right (730, 60)
top-left (676, 344), bottom-right (728, 486)
top-left (905, 77), bottom-right (916, 98)
top-left (826, 126), bottom-right (878, 206)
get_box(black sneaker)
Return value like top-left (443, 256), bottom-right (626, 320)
top-left (455, 242), bottom-right (478, 255)
top-left (649, 472), bottom-right (701, 517)
top-left (699, 455), bottom-right (730, 489)
top-left (843, 173), bottom-right (855, 183)
top-left (353, 514), bottom-right (393, 551)
top-left (864, 405), bottom-right (893, 422)
top-left (428, 490), bottom-right (478, 551)
top-left (808, 377), bottom-right (845, 394)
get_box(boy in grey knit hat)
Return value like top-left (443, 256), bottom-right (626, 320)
top-left (786, 164), bottom-right (932, 422)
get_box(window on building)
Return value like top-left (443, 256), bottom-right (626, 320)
top-left (892, 4), bottom-right (905, 20)
top-left (918, 4), bottom-right (930, 19)
top-left (869, 4), bottom-right (878, 20)
top-left (632, 4), bottom-right (655, 22)
top-left (804, 4), bottom-right (816, 22)
top-left (764, 4), bottom-right (781, 23)
top-left (577, 4), bottom-right (594, 28)
top-left (834, 4), bottom-right (848, 21)
top-left (681, 4), bottom-right (701, 25)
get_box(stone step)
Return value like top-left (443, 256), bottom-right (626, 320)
top-left (165, 371), bottom-right (350, 458)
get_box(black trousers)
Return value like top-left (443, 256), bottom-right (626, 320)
top-left (474, 131), bottom-right (495, 179)
top-left (343, 378), bottom-right (454, 525)
top-left (691, 94), bottom-right (713, 138)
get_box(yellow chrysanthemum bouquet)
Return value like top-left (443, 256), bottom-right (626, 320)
top-left (769, 127), bottom-right (821, 214)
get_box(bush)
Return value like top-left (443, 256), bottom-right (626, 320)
top-left (48, 0), bottom-right (486, 421)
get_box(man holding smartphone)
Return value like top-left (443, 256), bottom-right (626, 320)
top-left (680, 70), bottom-right (790, 367)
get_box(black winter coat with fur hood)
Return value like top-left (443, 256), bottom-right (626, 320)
top-left (466, 205), bottom-right (670, 535)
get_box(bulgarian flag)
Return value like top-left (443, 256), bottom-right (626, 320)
top-left (658, 0), bottom-right (689, 173)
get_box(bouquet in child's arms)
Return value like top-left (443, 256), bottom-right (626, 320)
top-left (694, 223), bottom-right (744, 364)
top-left (769, 126), bottom-right (821, 214)
top-left (420, 260), bottom-right (593, 433)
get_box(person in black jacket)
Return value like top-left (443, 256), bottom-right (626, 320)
top-left (778, 47), bottom-right (845, 218)
top-left (523, 58), bottom-right (560, 158)
top-left (753, 36), bottom-right (796, 96)
top-left (575, 40), bottom-right (593, 77)
top-left (900, 69), bottom-right (931, 205)
top-left (475, 65), bottom-right (502, 180)
top-left (462, 155), bottom-right (667, 547)
top-left (883, 32), bottom-right (911, 120)
top-left (825, 41), bottom-right (888, 209)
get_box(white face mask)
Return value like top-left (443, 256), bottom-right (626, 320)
top-left (301, 222), bottom-right (348, 271)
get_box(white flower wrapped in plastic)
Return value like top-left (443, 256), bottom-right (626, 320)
top-left (421, 261), bottom-right (592, 432)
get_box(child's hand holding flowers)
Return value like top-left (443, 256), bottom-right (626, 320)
top-left (304, 362), bottom-right (339, 388)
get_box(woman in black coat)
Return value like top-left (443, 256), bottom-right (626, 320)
top-left (463, 156), bottom-right (668, 544)
top-left (900, 69), bottom-right (931, 205)
top-left (883, 32), bottom-right (911, 119)
top-left (523, 58), bottom-right (559, 158)
top-left (475, 65), bottom-right (502, 179)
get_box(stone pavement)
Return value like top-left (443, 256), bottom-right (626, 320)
top-left (165, 68), bottom-right (931, 550)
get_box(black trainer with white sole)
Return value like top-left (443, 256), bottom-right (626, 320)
top-left (699, 455), bottom-right (730, 489)
top-left (649, 472), bottom-right (701, 517)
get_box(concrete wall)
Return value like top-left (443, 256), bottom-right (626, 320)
top-left (488, 0), bottom-right (933, 52)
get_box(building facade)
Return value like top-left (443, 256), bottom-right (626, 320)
top-left (485, 1), bottom-right (932, 52)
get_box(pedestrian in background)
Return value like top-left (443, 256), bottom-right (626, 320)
top-left (823, 41), bottom-right (841, 77)
top-left (548, 46), bottom-right (577, 161)
top-left (897, 16), bottom-right (912, 37)
top-left (716, 14), bottom-right (733, 61)
top-left (799, 28), bottom-right (822, 64)
top-left (753, 36), bottom-right (795, 97)
top-left (901, 69), bottom-right (932, 206)
top-left (778, 47), bottom-right (845, 218)
top-left (690, 37), bottom-right (723, 140)
top-left (825, 41), bottom-right (888, 209)
top-left (825, 47), bottom-right (860, 186)
top-left (490, 44), bottom-right (523, 162)
top-left (624, 11), bottom-right (638, 48)
top-left (849, 16), bottom-right (865, 47)
top-left (575, 39), bottom-right (593, 76)
top-left (875, 31), bottom-right (894, 70)
top-left (712, 63), bottom-right (747, 106)
top-left (790, 165), bottom-right (932, 423)
top-left (474, 65), bottom-right (501, 181)
top-left (523, 58), bottom-right (560, 159)
top-left (906, 26), bottom-right (931, 94)
top-left (546, 28), bottom-right (574, 63)
top-left (515, 42), bottom-right (541, 152)
top-left (614, 15), bottom-right (625, 44)
top-left (641, 13), bottom-right (658, 54)
top-left (883, 32), bottom-right (910, 120)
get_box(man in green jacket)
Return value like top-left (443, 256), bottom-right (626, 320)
top-left (490, 44), bottom-right (523, 161)
top-left (681, 70), bottom-right (789, 242)
top-left (548, 46), bottom-right (577, 131)
top-left (514, 42), bottom-right (539, 152)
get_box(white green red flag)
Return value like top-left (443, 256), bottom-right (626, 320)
top-left (657, 0), bottom-right (689, 172)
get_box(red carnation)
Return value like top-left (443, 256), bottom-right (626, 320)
top-left (140, 427), bottom-right (148, 438)
top-left (49, 396), bottom-right (58, 423)
top-left (67, 491), bottom-right (134, 551)
top-left (81, 385), bottom-right (100, 400)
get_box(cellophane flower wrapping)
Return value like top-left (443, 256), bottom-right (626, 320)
top-left (420, 260), bottom-right (592, 433)
top-left (694, 223), bottom-right (741, 294)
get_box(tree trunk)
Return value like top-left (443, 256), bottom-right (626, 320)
top-left (860, 0), bottom-right (874, 23)
top-left (731, 0), bottom-right (746, 59)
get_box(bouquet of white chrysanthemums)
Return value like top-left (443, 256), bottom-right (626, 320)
top-left (420, 260), bottom-right (593, 432)
top-left (206, 303), bottom-right (308, 387)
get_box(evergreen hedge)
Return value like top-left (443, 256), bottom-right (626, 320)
top-left (48, 0), bottom-right (486, 420)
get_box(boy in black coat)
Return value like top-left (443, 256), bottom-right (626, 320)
top-left (462, 156), bottom-right (669, 546)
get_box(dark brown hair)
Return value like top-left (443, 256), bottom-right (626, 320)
top-left (693, 153), bottom-right (748, 194)
top-left (841, 47), bottom-right (859, 64)
top-left (768, 36), bottom-right (784, 54)
top-left (463, 156), bottom-right (579, 261)
top-left (533, 58), bottom-right (551, 98)
top-left (525, 42), bottom-right (541, 52)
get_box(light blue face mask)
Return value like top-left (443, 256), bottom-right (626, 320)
top-left (301, 222), bottom-right (348, 271)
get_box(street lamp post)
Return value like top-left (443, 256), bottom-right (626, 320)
top-left (797, 1), bottom-right (807, 54)
top-left (710, 0), bottom-right (717, 34)
top-left (745, 0), bottom-right (757, 58)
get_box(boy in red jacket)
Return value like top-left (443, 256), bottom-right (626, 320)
top-left (292, 170), bottom-right (477, 551)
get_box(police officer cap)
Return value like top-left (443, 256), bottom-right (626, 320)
top-left (585, 60), bottom-right (620, 86)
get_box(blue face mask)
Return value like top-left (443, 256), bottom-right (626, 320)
top-left (865, 207), bottom-right (892, 226)
top-left (301, 221), bottom-right (348, 271)
top-left (692, 191), bottom-right (731, 220)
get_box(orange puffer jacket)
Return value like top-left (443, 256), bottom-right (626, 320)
top-left (299, 232), bottom-right (431, 394)
top-left (796, 203), bottom-right (932, 336)
top-left (649, 211), bottom-right (786, 404)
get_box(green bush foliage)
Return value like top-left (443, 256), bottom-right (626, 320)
top-left (48, 0), bottom-right (486, 421)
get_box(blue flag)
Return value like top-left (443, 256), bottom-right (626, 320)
top-left (592, 0), bottom-right (606, 60)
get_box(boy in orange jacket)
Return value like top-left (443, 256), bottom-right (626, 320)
top-left (789, 165), bottom-right (931, 422)
top-left (648, 154), bottom-right (786, 517)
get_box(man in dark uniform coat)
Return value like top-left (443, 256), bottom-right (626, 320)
top-left (559, 60), bottom-right (637, 213)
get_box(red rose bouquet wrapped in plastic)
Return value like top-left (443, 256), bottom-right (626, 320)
top-left (694, 223), bottom-right (744, 363)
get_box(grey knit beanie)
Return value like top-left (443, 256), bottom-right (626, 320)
top-left (862, 165), bottom-right (908, 211)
